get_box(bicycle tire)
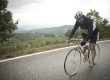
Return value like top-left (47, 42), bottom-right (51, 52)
top-left (64, 48), bottom-right (81, 76)
top-left (88, 44), bottom-right (100, 64)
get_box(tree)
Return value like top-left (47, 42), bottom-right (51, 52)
top-left (65, 29), bottom-right (72, 37)
top-left (86, 9), bottom-right (103, 25)
top-left (86, 9), bottom-right (110, 39)
top-left (102, 18), bottom-right (109, 26)
top-left (65, 28), bottom-right (82, 38)
top-left (0, 0), bottom-right (18, 42)
top-left (86, 9), bottom-right (110, 27)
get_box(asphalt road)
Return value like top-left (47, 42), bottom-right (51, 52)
top-left (0, 40), bottom-right (110, 80)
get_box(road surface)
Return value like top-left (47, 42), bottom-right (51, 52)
top-left (0, 40), bottom-right (110, 80)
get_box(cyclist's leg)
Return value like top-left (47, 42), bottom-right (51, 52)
top-left (77, 33), bottom-right (86, 44)
top-left (89, 43), bottom-right (96, 62)
top-left (77, 33), bottom-right (83, 44)
top-left (79, 33), bottom-right (88, 51)
top-left (79, 33), bottom-right (88, 62)
top-left (89, 33), bottom-right (98, 66)
top-left (77, 33), bottom-right (86, 39)
top-left (77, 33), bottom-right (88, 53)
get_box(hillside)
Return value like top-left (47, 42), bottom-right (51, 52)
top-left (14, 25), bottom-right (74, 34)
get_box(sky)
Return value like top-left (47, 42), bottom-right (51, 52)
top-left (7, 0), bottom-right (110, 30)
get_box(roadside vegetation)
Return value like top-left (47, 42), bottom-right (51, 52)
top-left (0, 0), bottom-right (110, 60)
top-left (0, 33), bottom-right (69, 59)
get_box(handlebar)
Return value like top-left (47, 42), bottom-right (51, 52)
top-left (70, 38), bottom-right (83, 46)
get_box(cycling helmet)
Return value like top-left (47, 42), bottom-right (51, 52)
top-left (74, 11), bottom-right (83, 20)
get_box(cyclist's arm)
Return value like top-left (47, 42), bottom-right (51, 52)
top-left (85, 20), bottom-right (93, 41)
top-left (69, 21), bottom-right (79, 40)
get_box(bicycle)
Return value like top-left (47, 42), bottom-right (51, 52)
top-left (64, 38), bottom-right (100, 76)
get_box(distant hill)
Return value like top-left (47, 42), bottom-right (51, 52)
top-left (14, 25), bottom-right (74, 34)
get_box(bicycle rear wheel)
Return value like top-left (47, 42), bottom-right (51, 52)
top-left (88, 44), bottom-right (100, 64)
top-left (64, 48), bottom-right (81, 76)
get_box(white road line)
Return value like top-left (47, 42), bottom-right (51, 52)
top-left (0, 40), bottom-right (110, 63)
top-left (0, 46), bottom-right (75, 63)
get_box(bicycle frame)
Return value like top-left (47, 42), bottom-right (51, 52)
top-left (73, 38), bottom-right (89, 61)
top-left (74, 39), bottom-right (82, 51)
top-left (73, 38), bottom-right (100, 63)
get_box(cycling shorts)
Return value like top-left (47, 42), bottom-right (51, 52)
top-left (81, 27), bottom-right (99, 43)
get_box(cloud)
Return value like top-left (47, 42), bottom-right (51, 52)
top-left (8, 0), bottom-right (41, 8)
top-left (7, 0), bottom-right (110, 29)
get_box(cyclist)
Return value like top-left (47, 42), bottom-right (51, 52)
top-left (67, 11), bottom-right (99, 67)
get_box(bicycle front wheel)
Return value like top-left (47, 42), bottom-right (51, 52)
top-left (64, 48), bottom-right (81, 76)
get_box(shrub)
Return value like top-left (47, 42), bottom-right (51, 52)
top-left (16, 42), bottom-right (29, 50)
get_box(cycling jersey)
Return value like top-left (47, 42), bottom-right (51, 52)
top-left (69, 16), bottom-right (99, 41)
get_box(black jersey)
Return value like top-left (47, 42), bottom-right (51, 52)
top-left (69, 16), bottom-right (99, 41)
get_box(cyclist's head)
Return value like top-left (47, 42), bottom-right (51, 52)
top-left (74, 11), bottom-right (84, 24)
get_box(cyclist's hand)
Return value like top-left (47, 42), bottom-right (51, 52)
top-left (81, 40), bottom-right (86, 46)
top-left (66, 39), bottom-right (71, 44)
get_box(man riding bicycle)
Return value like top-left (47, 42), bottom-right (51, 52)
top-left (67, 11), bottom-right (99, 67)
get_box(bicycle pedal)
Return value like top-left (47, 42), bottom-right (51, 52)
top-left (83, 58), bottom-right (87, 62)
top-left (89, 64), bottom-right (94, 68)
